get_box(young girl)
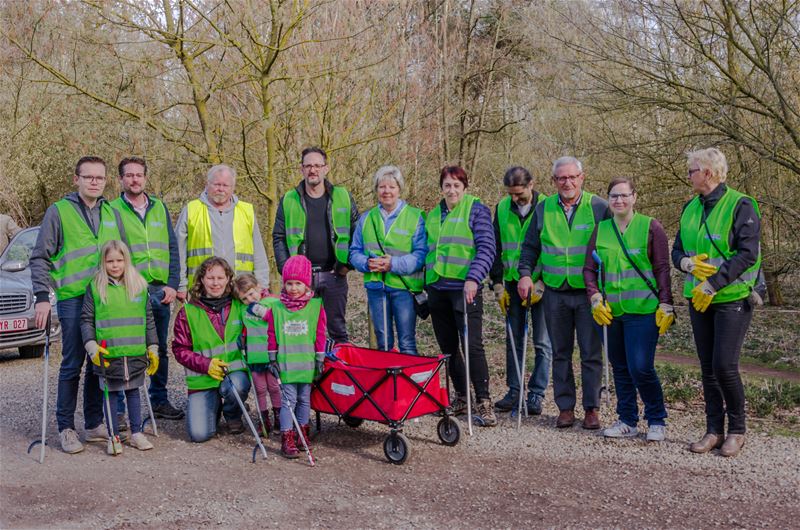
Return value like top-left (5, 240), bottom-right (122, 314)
top-left (81, 240), bottom-right (158, 455)
top-left (249, 255), bottom-right (326, 459)
top-left (234, 273), bottom-right (282, 435)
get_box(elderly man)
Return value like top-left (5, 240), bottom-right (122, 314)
top-left (111, 157), bottom-right (183, 420)
top-left (489, 166), bottom-right (553, 415)
top-left (272, 147), bottom-right (359, 343)
top-left (176, 164), bottom-right (269, 298)
top-left (30, 156), bottom-right (126, 454)
top-left (517, 156), bottom-right (610, 430)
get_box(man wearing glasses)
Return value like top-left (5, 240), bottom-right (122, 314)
top-left (176, 163), bottom-right (270, 298)
top-left (110, 157), bottom-right (183, 421)
top-left (30, 156), bottom-right (126, 454)
top-left (272, 146), bottom-right (359, 343)
top-left (517, 156), bottom-right (610, 430)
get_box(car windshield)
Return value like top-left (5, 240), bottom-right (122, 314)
top-left (1, 229), bottom-right (38, 267)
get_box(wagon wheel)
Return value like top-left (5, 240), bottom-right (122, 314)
top-left (342, 416), bottom-right (364, 429)
top-left (383, 432), bottom-right (410, 465)
top-left (437, 417), bottom-right (461, 446)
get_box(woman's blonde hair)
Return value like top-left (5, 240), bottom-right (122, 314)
top-left (93, 240), bottom-right (148, 304)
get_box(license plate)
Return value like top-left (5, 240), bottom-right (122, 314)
top-left (0, 318), bottom-right (28, 332)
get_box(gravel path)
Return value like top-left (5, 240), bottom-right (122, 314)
top-left (2, 344), bottom-right (799, 529)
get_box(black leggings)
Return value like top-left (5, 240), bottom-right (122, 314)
top-left (689, 299), bottom-right (753, 434)
top-left (428, 288), bottom-right (490, 401)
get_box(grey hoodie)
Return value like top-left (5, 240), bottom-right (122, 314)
top-left (175, 191), bottom-right (269, 290)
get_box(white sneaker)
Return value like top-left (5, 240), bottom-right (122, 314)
top-left (646, 424), bottom-right (666, 442)
top-left (603, 420), bottom-right (639, 438)
top-left (107, 436), bottom-right (123, 456)
top-left (129, 432), bottom-right (154, 451)
top-left (84, 424), bottom-right (109, 442)
top-left (59, 428), bottom-right (84, 454)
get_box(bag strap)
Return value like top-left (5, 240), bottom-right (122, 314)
top-left (700, 208), bottom-right (730, 259)
top-left (610, 219), bottom-right (659, 299)
top-left (369, 213), bottom-right (417, 293)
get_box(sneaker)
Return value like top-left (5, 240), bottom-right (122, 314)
top-left (85, 424), bottom-right (109, 442)
top-left (526, 394), bottom-right (544, 416)
top-left (152, 401), bottom-right (185, 420)
top-left (494, 390), bottom-right (519, 411)
top-left (59, 428), bottom-right (84, 454)
top-left (107, 436), bottom-right (123, 456)
top-left (646, 424), bottom-right (666, 442)
top-left (475, 399), bottom-right (498, 427)
top-left (603, 420), bottom-right (639, 438)
top-left (227, 418), bottom-right (245, 435)
top-left (129, 432), bottom-right (154, 451)
top-left (450, 396), bottom-right (468, 416)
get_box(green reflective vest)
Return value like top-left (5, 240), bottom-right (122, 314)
top-left (539, 193), bottom-right (597, 289)
top-left (283, 186), bottom-right (352, 265)
top-left (361, 204), bottom-right (425, 292)
top-left (272, 298), bottom-right (322, 384)
top-left (111, 196), bottom-right (170, 284)
top-left (186, 199), bottom-right (255, 287)
top-left (425, 195), bottom-right (478, 284)
top-left (93, 283), bottom-right (147, 358)
top-left (595, 214), bottom-right (658, 316)
top-left (184, 300), bottom-right (246, 390)
top-left (50, 199), bottom-right (122, 301)
top-left (497, 193), bottom-right (546, 282)
top-left (244, 296), bottom-right (282, 365)
top-left (680, 187), bottom-right (761, 304)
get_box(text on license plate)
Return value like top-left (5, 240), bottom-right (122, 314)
top-left (0, 318), bottom-right (28, 332)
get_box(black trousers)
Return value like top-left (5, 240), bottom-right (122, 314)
top-left (689, 298), bottom-right (753, 434)
top-left (428, 288), bottom-right (490, 401)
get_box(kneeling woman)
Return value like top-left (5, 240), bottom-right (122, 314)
top-left (583, 177), bottom-right (673, 442)
top-left (172, 257), bottom-right (251, 442)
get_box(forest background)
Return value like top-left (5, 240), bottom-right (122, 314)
top-left (1, 0), bottom-right (799, 304)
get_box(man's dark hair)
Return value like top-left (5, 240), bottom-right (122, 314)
top-left (118, 156), bottom-right (148, 177)
top-left (75, 156), bottom-right (106, 176)
top-left (503, 166), bottom-right (533, 187)
top-left (301, 146), bottom-right (327, 164)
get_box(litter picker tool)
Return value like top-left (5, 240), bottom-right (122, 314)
top-left (505, 313), bottom-right (528, 428)
top-left (97, 340), bottom-right (121, 455)
top-left (592, 250), bottom-right (611, 406)
top-left (462, 294), bottom-right (473, 436)
top-left (510, 299), bottom-right (531, 427)
top-left (140, 355), bottom-right (158, 437)
top-left (27, 314), bottom-right (52, 463)
top-left (222, 367), bottom-right (267, 463)
top-left (275, 369), bottom-right (315, 467)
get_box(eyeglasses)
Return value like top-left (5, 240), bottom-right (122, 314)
top-left (122, 173), bottom-right (145, 179)
top-left (78, 175), bottom-right (106, 183)
top-left (687, 168), bottom-right (701, 177)
top-left (554, 174), bottom-right (581, 184)
top-left (302, 164), bottom-right (326, 171)
top-left (609, 192), bottom-right (634, 200)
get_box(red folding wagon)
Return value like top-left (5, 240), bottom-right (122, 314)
top-left (311, 344), bottom-right (461, 464)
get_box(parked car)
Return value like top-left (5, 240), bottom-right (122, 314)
top-left (0, 226), bottom-right (60, 358)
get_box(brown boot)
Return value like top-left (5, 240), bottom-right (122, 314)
top-left (719, 434), bottom-right (745, 457)
top-left (582, 408), bottom-right (601, 430)
top-left (281, 431), bottom-right (299, 459)
top-left (297, 424), bottom-right (312, 453)
top-left (556, 409), bottom-right (575, 428)
top-left (689, 432), bottom-right (725, 454)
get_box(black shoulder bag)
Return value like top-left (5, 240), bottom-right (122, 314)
top-left (369, 214), bottom-right (430, 319)
top-left (610, 220), bottom-right (660, 300)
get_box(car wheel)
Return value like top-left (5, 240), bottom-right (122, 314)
top-left (19, 344), bottom-right (44, 359)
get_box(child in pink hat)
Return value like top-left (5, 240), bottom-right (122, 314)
top-left (248, 255), bottom-right (326, 459)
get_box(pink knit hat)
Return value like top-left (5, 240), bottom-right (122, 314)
top-left (282, 255), bottom-right (312, 288)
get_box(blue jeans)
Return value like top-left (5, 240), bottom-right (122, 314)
top-left (56, 296), bottom-right (104, 432)
top-left (504, 282), bottom-right (552, 398)
top-left (147, 286), bottom-right (173, 406)
top-left (186, 370), bottom-right (250, 443)
top-left (603, 313), bottom-right (667, 427)
top-left (279, 383), bottom-right (311, 430)
top-left (367, 287), bottom-right (418, 355)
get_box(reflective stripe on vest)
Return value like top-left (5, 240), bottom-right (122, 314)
top-left (497, 194), bottom-right (546, 282)
top-left (425, 195), bottom-right (478, 284)
top-left (595, 214), bottom-right (658, 316)
top-left (273, 298), bottom-right (322, 384)
top-left (679, 187), bottom-right (762, 304)
top-left (244, 297), bottom-right (282, 365)
top-left (539, 193), bottom-right (597, 289)
top-left (283, 187), bottom-right (353, 264)
top-left (184, 300), bottom-right (246, 390)
top-left (185, 199), bottom-right (255, 287)
top-left (362, 204), bottom-right (425, 292)
top-left (111, 196), bottom-right (170, 284)
top-left (50, 200), bottom-right (122, 301)
top-left (93, 283), bottom-right (148, 358)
